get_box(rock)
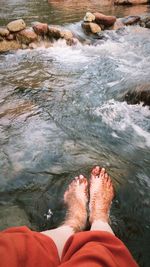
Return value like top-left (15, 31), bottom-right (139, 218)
top-left (94, 12), bottom-right (116, 27)
top-left (6, 34), bottom-right (14, 41)
top-left (65, 38), bottom-right (77, 46)
top-left (84, 12), bottom-right (95, 22)
top-left (140, 15), bottom-right (150, 28)
top-left (48, 26), bottom-right (62, 39)
top-left (7, 19), bottom-right (26, 32)
top-left (145, 21), bottom-right (150, 29)
top-left (60, 29), bottom-right (73, 40)
top-left (114, 0), bottom-right (148, 4)
top-left (0, 40), bottom-right (21, 52)
top-left (0, 205), bottom-right (31, 231)
top-left (82, 22), bottom-right (101, 34)
top-left (32, 22), bottom-right (48, 36)
top-left (48, 26), bottom-right (73, 41)
top-left (22, 44), bottom-right (28, 49)
top-left (122, 16), bottom-right (141, 26)
top-left (123, 84), bottom-right (150, 106)
top-left (17, 28), bottom-right (38, 45)
top-left (111, 19), bottom-right (125, 30)
top-left (29, 42), bottom-right (38, 49)
top-left (0, 27), bottom-right (9, 37)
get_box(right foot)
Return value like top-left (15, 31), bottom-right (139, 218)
top-left (89, 166), bottom-right (115, 224)
top-left (64, 175), bottom-right (88, 232)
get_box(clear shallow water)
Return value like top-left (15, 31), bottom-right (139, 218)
top-left (0, 1), bottom-right (150, 267)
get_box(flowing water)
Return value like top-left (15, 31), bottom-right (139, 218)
top-left (0, 1), bottom-right (150, 266)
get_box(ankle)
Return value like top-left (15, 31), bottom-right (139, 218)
top-left (90, 212), bottom-right (109, 224)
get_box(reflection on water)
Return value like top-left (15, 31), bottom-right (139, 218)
top-left (0, 0), bottom-right (150, 25)
top-left (0, 1), bottom-right (150, 267)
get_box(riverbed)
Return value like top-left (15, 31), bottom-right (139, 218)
top-left (0, 1), bottom-right (150, 266)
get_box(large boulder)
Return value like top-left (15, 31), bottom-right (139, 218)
top-left (114, 0), bottom-right (148, 4)
top-left (0, 27), bottom-right (9, 37)
top-left (123, 84), bottom-right (150, 106)
top-left (17, 28), bottom-right (38, 45)
top-left (0, 40), bottom-right (21, 52)
top-left (32, 22), bottom-right (48, 36)
top-left (122, 16), bottom-right (141, 26)
top-left (84, 12), bottom-right (95, 22)
top-left (94, 12), bottom-right (116, 27)
top-left (82, 22), bottom-right (101, 34)
top-left (7, 19), bottom-right (26, 32)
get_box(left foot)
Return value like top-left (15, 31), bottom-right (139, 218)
top-left (64, 175), bottom-right (88, 232)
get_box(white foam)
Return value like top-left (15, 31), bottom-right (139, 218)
top-left (46, 39), bottom-right (89, 63)
top-left (94, 100), bottom-right (150, 148)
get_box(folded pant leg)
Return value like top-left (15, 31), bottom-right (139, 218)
top-left (0, 226), bottom-right (60, 267)
top-left (60, 231), bottom-right (139, 267)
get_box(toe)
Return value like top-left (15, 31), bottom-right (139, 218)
top-left (107, 176), bottom-right (112, 187)
top-left (99, 167), bottom-right (106, 179)
top-left (79, 175), bottom-right (88, 185)
top-left (104, 173), bottom-right (109, 183)
top-left (91, 166), bottom-right (101, 177)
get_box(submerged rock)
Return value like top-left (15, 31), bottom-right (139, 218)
top-left (7, 19), bottom-right (26, 32)
top-left (84, 12), bottom-right (95, 22)
top-left (0, 27), bottom-right (9, 37)
top-left (0, 205), bottom-right (32, 230)
top-left (17, 28), bottom-right (38, 45)
top-left (123, 84), bottom-right (150, 106)
top-left (32, 22), bottom-right (48, 36)
top-left (122, 16), bottom-right (141, 25)
top-left (94, 12), bottom-right (116, 27)
top-left (82, 22), bottom-right (101, 34)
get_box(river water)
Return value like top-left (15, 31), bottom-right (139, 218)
top-left (0, 1), bottom-right (150, 266)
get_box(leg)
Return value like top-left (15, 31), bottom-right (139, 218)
top-left (89, 166), bottom-right (115, 234)
top-left (61, 167), bottom-right (138, 267)
top-left (41, 175), bottom-right (88, 259)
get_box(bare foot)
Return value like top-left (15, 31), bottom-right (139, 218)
top-left (64, 175), bottom-right (88, 232)
top-left (89, 166), bottom-right (115, 224)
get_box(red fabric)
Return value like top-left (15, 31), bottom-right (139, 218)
top-left (61, 231), bottom-right (139, 267)
top-left (0, 226), bottom-right (60, 267)
top-left (0, 227), bottom-right (139, 267)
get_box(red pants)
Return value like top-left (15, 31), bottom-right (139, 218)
top-left (0, 226), bottom-right (139, 267)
